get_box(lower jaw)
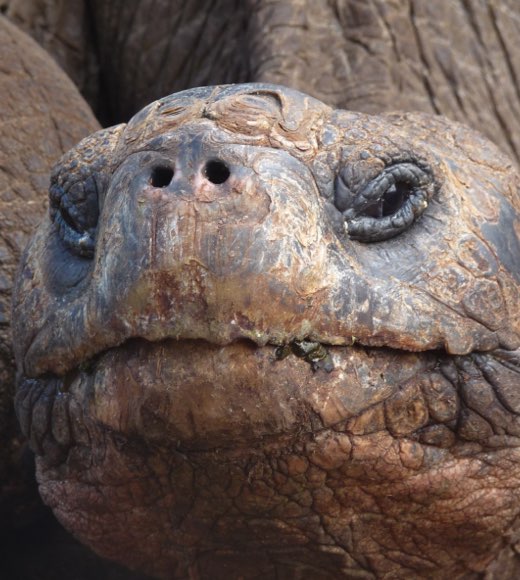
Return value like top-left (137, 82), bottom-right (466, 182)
top-left (20, 340), bottom-right (520, 579)
top-left (18, 337), bottom-right (440, 457)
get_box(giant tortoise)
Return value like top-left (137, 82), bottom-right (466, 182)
top-left (0, 13), bottom-right (152, 580)
top-left (3, 0), bottom-right (520, 578)
top-left (0, 12), bottom-right (98, 532)
top-left (11, 83), bottom-right (520, 578)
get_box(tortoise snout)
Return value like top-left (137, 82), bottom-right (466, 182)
top-left (138, 136), bottom-right (236, 202)
top-left (148, 157), bottom-right (231, 191)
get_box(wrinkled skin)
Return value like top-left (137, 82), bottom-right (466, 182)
top-left (0, 12), bottom-right (99, 533)
top-left (0, 14), bottom-right (152, 580)
top-left (6, 0), bottom-right (520, 165)
top-left (12, 84), bottom-right (520, 578)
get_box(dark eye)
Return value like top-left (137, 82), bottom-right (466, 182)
top-left (336, 162), bottom-right (435, 242)
top-left (49, 175), bottom-right (98, 258)
top-left (384, 183), bottom-right (407, 215)
top-left (363, 180), bottom-right (411, 219)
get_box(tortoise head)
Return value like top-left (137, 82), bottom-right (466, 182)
top-left (12, 84), bottom-right (520, 578)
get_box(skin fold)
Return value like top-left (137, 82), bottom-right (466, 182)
top-left (6, 0), bottom-right (520, 166)
top-left (0, 13), bottom-right (99, 538)
top-left (0, 14), bottom-right (151, 580)
top-left (11, 84), bottom-right (520, 578)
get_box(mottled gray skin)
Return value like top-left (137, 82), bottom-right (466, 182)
top-left (6, 0), bottom-right (520, 166)
top-left (11, 84), bottom-right (520, 578)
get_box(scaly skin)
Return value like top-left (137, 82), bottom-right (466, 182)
top-left (12, 84), bottom-right (520, 578)
top-left (0, 13), bottom-right (99, 538)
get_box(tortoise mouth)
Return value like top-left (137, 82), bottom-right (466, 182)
top-left (16, 335), bottom-right (444, 465)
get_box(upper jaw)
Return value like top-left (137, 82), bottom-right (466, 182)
top-left (15, 212), bottom-right (504, 379)
top-left (19, 270), bottom-right (499, 380)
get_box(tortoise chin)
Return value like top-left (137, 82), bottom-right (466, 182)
top-left (16, 338), bottom-right (520, 579)
top-left (17, 337), bottom-right (441, 456)
top-left (12, 84), bottom-right (520, 578)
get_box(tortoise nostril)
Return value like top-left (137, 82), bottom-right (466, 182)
top-left (204, 160), bottom-right (230, 185)
top-left (150, 166), bottom-right (174, 188)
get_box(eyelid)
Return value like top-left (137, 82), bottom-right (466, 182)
top-left (354, 163), bottom-right (429, 210)
top-left (49, 176), bottom-right (99, 258)
top-left (53, 211), bottom-right (96, 258)
top-left (336, 160), bottom-right (435, 243)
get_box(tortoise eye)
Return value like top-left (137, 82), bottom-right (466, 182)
top-left (382, 182), bottom-right (408, 216)
top-left (47, 125), bottom-right (124, 259)
top-left (336, 161), bottom-right (435, 243)
top-left (363, 180), bottom-right (412, 219)
top-left (49, 176), bottom-right (98, 258)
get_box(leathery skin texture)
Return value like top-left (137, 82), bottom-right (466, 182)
top-left (12, 84), bottom-right (520, 578)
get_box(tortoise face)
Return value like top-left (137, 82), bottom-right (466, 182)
top-left (12, 84), bottom-right (520, 578)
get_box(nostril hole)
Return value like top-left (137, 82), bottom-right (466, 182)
top-left (204, 160), bottom-right (230, 185)
top-left (150, 166), bottom-right (174, 188)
